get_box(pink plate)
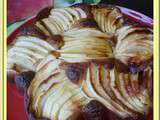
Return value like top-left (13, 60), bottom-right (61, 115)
top-left (7, 6), bottom-right (153, 120)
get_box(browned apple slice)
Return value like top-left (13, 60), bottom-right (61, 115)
top-left (47, 7), bottom-right (88, 33)
top-left (116, 72), bottom-right (145, 112)
top-left (71, 3), bottom-right (93, 18)
top-left (99, 64), bottom-right (137, 115)
top-left (129, 73), bottom-right (140, 94)
top-left (39, 81), bottom-right (69, 118)
top-left (8, 52), bottom-right (36, 71)
top-left (82, 80), bottom-right (95, 99)
top-left (83, 67), bottom-right (129, 117)
top-left (130, 67), bottom-right (152, 111)
top-left (59, 27), bottom-right (113, 62)
top-left (55, 88), bottom-right (82, 120)
top-left (58, 91), bottom-right (89, 120)
top-left (109, 69), bottom-right (141, 112)
top-left (92, 6), bottom-right (124, 35)
top-left (114, 25), bottom-right (153, 66)
top-left (31, 71), bottom-right (67, 114)
top-left (127, 73), bottom-right (149, 107)
top-left (115, 69), bottom-right (151, 115)
top-left (37, 81), bottom-right (86, 119)
top-left (35, 21), bottom-right (52, 37)
top-left (8, 35), bottom-right (60, 73)
top-left (36, 81), bottom-right (66, 117)
top-left (49, 82), bottom-right (80, 119)
top-left (63, 27), bottom-right (111, 39)
top-left (90, 63), bottom-right (133, 117)
top-left (73, 7), bottom-right (87, 19)
top-left (41, 18), bottom-right (62, 35)
top-left (27, 57), bottom-right (61, 99)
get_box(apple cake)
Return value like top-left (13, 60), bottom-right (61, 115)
top-left (7, 3), bottom-right (153, 120)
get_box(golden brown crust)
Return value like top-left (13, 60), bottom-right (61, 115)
top-left (72, 18), bottom-right (100, 30)
top-left (60, 62), bottom-right (88, 85)
top-left (46, 35), bottom-right (64, 49)
top-left (36, 7), bottom-right (53, 21)
top-left (82, 100), bottom-right (149, 120)
top-left (16, 24), bottom-right (48, 39)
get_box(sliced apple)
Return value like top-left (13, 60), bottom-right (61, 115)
top-left (129, 73), bottom-right (140, 94)
top-left (31, 71), bottom-right (67, 113)
top-left (35, 21), bottom-right (52, 37)
top-left (41, 81), bottom-right (69, 118)
top-left (82, 80), bottom-right (95, 98)
top-left (64, 8), bottom-right (81, 20)
top-left (7, 52), bottom-right (36, 71)
top-left (129, 67), bottom-right (152, 112)
top-left (117, 72), bottom-right (145, 113)
top-left (7, 35), bottom-right (58, 72)
top-left (74, 7), bottom-right (87, 18)
top-left (41, 18), bottom-right (61, 35)
top-left (109, 69), bottom-right (140, 112)
top-left (116, 70), bottom-right (150, 114)
top-left (8, 47), bottom-right (44, 60)
top-left (49, 15), bottom-right (69, 32)
top-left (54, 88), bottom-right (82, 120)
top-left (17, 36), bottom-right (56, 51)
top-left (35, 54), bottom-right (56, 71)
top-left (58, 27), bottom-right (113, 62)
top-left (27, 58), bottom-right (61, 98)
top-left (91, 63), bottom-right (133, 117)
top-left (82, 67), bottom-right (128, 117)
top-left (99, 65), bottom-right (135, 116)
top-left (114, 25), bottom-right (153, 65)
top-left (37, 81), bottom-right (66, 117)
top-left (49, 83), bottom-right (81, 119)
top-left (48, 7), bottom-right (87, 33)
top-left (92, 6), bottom-right (124, 35)
top-left (58, 91), bottom-right (89, 120)
top-left (63, 27), bottom-right (111, 38)
top-left (54, 8), bottom-right (75, 23)
top-left (126, 73), bottom-right (147, 106)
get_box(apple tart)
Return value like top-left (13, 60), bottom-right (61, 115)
top-left (7, 4), bottom-right (153, 120)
